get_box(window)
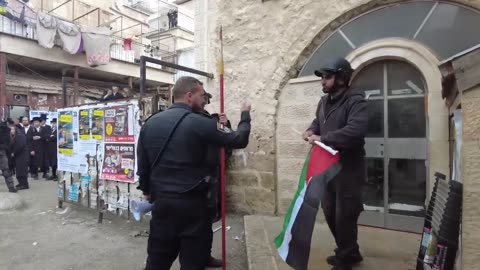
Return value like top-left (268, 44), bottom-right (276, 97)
top-left (300, 1), bottom-right (480, 76)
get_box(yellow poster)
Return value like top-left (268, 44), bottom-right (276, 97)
top-left (92, 109), bottom-right (104, 140)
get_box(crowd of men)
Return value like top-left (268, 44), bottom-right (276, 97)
top-left (0, 113), bottom-right (58, 193)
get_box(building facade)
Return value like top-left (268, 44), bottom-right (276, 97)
top-left (195, 0), bottom-right (480, 267)
top-left (0, 0), bottom-right (183, 120)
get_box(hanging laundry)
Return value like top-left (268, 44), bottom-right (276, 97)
top-left (76, 37), bottom-right (84, 54)
top-left (5, 0), bottom-right (36, 25)
top-left (57, 20), bottom-right (81, 54)
top-left (81, 26), bottom-right (112, 67)
top-left (123, 38), bottom-right (132, 51)
top-left (36, 11), bottom-right (57, 49)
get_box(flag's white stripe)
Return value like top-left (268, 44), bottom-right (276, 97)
top-left (277, 182), bottom-right (308, 261)
top-left (314, 141), bottom-right (338, 155)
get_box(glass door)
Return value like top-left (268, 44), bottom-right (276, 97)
top-left (352, 60), bottom-right (427, 233)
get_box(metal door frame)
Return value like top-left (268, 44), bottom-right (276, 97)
top-left (358, 62), bottom-right (427, 233)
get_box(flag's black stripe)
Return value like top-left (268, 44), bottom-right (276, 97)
top-left (285, 163), bottom-right (342, 270)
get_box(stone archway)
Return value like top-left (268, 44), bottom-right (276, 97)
top-left (196, 0), bottom-right (480, 215)
top-left (274, 0), bottom-right (480, 215)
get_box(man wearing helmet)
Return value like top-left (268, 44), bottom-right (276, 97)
top-left (303, 58), bottom-right (368, 270)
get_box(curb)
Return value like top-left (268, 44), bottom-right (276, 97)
top-left (244, 215), bottom-right (279, 270)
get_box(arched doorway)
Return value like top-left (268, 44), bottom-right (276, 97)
top-left (351, 60), bottom-right (428, 231)
top-left (288, 0), bottom-right (480, 232)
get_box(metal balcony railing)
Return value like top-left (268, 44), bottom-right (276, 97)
top-left (0, 15), bottom-right (175, 71)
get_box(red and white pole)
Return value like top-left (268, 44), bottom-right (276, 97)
top-left (218, 26), bottom-right (227, 270)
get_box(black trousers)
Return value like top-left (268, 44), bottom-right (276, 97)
top-left (17, 176), bottom-right (28, 187)
top-left (321, 158), bottom-right (365, 265)
top-left (146, 193), bottom-right (211, 270)
top-left (29, 155), bottom-right (38, 177)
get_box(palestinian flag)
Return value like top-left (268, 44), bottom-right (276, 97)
top-left (275, 142), bottom-right (341, 270)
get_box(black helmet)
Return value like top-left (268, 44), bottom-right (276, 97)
top-left (314, 57), bottom-right (354, 79)
top-left (204, 91), bottom-right (212, 104)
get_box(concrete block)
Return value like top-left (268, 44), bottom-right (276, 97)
top-left (227, 170), bottom-right (260, 188)
top-left (462, 96), bottom-right (480, 141)
top-left (259, 172), bottom-right (275, 190)
top-left (276, 122), bottom-right (313, 140)
top-left (226, 186), bottom-right (246, 204)
top-left (277, 141), bottom-right (311, 158)
top-left (277, 158), bottom-right (305, 179)
top-left (244, 215), bottom-right (278, 270)
top-left (277, 103), bottom-right (314, 119)
top-left (229, 152), bottom-right (276, 172)
top-left (244, 187), bottom-right (275, 214)
top-left (463, 141), bottom-right (480, 191)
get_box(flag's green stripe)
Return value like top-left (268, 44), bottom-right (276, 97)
top-left (274, 149), bottom-right (311, 248)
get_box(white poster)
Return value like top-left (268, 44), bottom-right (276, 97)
top-left (56, 101), bottom-right (140, 181)
top-left (29, 110), bottom-right (58, 125)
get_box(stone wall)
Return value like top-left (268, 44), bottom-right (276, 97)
top-left (461, 86), bottom-right (480, 269)
top-left (276, 78), bottom-right (323, 213)
top-left (194, 0), bottom-right (480, 215)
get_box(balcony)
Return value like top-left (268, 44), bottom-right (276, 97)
top-left (1, 14), bottom-right (173, 66)
top-left (0, 14), bottom-right (174, 85)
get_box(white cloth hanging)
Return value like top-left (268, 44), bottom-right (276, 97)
top-left (81, 26), bottom-right (112, 67)
top-left (36, 11), bottom-right (57, 49)
top-left (57, 20), bottom-right (82, 54)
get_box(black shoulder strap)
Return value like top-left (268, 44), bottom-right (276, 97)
top-left (150, 111), bottom-right (190, 170)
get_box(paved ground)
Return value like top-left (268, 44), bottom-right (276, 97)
top-left (244, 215), bottom-right (422, 270)
top-left (0, 178), bottom-right (247, 270)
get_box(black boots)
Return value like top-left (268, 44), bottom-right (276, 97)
top-left (207, 256), bottom-right (222, 268)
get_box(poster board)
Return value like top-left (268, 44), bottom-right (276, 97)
top-left (57, 100), bottom-right (140, 183)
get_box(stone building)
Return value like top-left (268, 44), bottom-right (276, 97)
top-left (195, 0), bottom-right (480, 267)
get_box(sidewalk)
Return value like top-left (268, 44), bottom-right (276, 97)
top-left (244, 215), bottom-right (421, 270)
top-left (0, 179), bottom-right (247, 270)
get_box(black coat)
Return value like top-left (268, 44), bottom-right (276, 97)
top-left (308, 88), bottom-right (368, 163)
top-left (0, 124), bottom-right (10, 153)
top-left (137, 103), bottom-right (251, 197)
top-left (28, 126), bottom-right (43, 167)
top-left (308, 88), bottom-right (368, 189)
top-left (45, 126), bottom-right (57, 167)
top-left (10, 133), bottom-right (29, 178)
top-left (40, 125), bottom-right (52, 167)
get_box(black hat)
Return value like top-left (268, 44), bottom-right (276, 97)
top-left (314, 57), bottom-right (354, 78)
top-left (51, 118), bottom-right (57, 123)
top-left (18, 116), bottom-right (24, 122)
top-left (32, 117), bottom-right (41, 122)
top-left (40, 113), bottom-right (47, 120)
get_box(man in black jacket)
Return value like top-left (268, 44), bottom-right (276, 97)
top-left (40, 114), bottom-right (52, 179)
top-left (46, 118), bottom-right (58, 181)
top-left (137, 76), bottom-right (251, 270)
top-left (303, 58), bottom-right (368, 270)
top-left (29, 117), bottom-right (43, 180)
top-left (0, 121), bottom-right (16, 193)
